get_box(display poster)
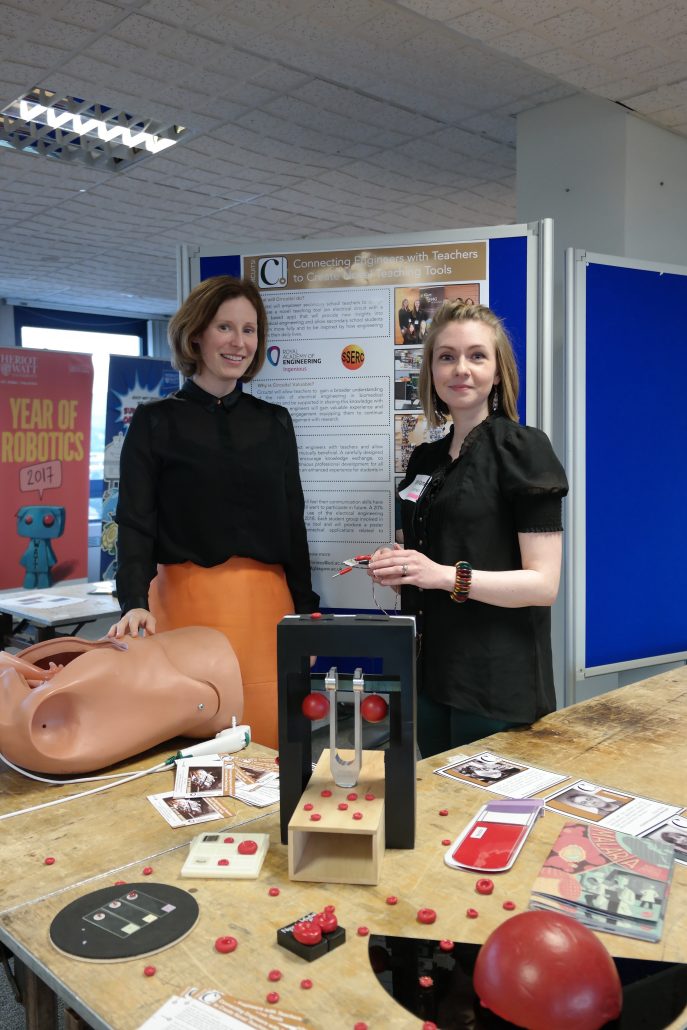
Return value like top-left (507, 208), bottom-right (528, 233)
top-left (100, 354), bottom-right (179, 579)
top-left (240, 242), bottom-right (489, 608)
top-left (0, 347), bottom-right (93, 589)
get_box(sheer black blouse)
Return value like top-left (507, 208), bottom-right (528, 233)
top-left (399, 413), bottom-right (568, 724)
top-left (115, 380), bottom-right (319, 616)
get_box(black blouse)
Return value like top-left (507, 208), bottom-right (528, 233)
top-left (115, 380), bottom-right (319, 616)
top-left (399, 413), bottom-right (568, 724)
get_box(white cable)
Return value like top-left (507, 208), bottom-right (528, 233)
top-left (0, 751), bottom-right (167, 785)
top-left (0, 761), bottom-right (167, 822)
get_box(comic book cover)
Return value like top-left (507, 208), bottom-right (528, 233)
top-left (529, 821), bottom-right (675, 943)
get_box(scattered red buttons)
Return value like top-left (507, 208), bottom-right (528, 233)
top-left (142, 866), bottom-right (153, 875)
top-left (321, 789), bottom-right (332, 797)
top-left (419, 975), bottom-right (434, 988)
top-left (439, 809), bottom-right (449, 816)
top-left (347, 792), bottom-right (358, 801)
top-left (310, 813), bottom-right (321, 821)
top-left (143, 966), bottom-right (156, 977)
top-left (266, 992), bottom-right (280, 1004)
top-left (217, 858), bottom-right (230, 866)
top-left (215, 936), bottom-right (238, 953)
top-left (43, 856), bottom-right (55, 865)
top-left (466, 908), bottom-right (479, 919)
top-left (364, 792), bottom-right (375, 801)
top-left (268, 887), bottom-right (280, 897)
top-left (439, 939), bottom-right (454, 952)
top-left (303, 802), bottom-right (314, 811)
top-left (352, 811), bottom-right (363, 820)
top-left (338, 802), bottom-right (349, 810)
top-left (357, 926), bottom-right (370, 936)
top-left (503, 900), bottom-right (517, 911)
top-left (237, 840), bottom-right (257, 855)
top-left (301, 979), bottom-right (313, 989)
top-left (475, 878), bottom-right (494, 895)
top-left (417, 908), bottom-right (436, 924)
top-left (441, 838), bottom-right (451, 846)
top-left (386, 895), bottom-right (398, 905)
top-left (268, 969), bottom-right (282, 982)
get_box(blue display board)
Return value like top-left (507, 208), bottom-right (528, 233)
top-left (583, 259), bottom-right (687, 670)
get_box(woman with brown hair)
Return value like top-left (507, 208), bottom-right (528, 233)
top-left (109, 276), bottom-right (318, 748)
top-left (369, 300), bottom-right (567, 756)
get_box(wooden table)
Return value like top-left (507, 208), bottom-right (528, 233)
top-left (0, 582), bottom-right (120, 649)
top-left (1, 667), bottom-right (686, 1029)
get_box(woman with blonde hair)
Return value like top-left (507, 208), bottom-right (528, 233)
top-left (369, 301), bottom-right (567, 756)
top-left (109, 276), bottom-right (318, 748)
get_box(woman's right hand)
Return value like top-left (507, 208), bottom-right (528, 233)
top-left (107, 608), bottom-right (157, 638)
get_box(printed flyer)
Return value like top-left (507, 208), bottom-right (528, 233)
top-left (242, 241), bottom-right (489, 608)
top-left (0, 347), bottom-right (93, 590)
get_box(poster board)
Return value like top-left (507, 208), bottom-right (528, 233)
top-left (0, 348), bottom-right (93, 589)
top-left (180, 223), bottom-right (551, 609)
top-left (566, 250), bottom-right (687, 682)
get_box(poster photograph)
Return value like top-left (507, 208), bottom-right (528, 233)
top-left (0, 348), bottom-right (93, 590)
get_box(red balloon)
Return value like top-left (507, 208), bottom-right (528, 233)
top-left (301, 692), bottom-right (330, 721)
top-left (473, 911), bottom-right (622, 1030)
top-left (361, 694), bottom-right (388, 722)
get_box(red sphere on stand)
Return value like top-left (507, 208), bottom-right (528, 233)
top-left (301, 692), bottom-right (330, 721)
top-left (473, 910), bottom-right (622, 1030)
top-left (360, 694), bottom-right (388, 722)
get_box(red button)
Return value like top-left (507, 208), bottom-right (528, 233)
top-left (304, 803), bottom-right (314, 811)
top-left (321, 789), bottom-right (332, 797)
top-left (466, 908), bottom-right (479, 919)
top-left (364, 793), bottom-right (375, 801)
top-left (301, 979), bottom-right (313, 989)
top-left (266, 991), bottom-right (280, 1004)
top-left (417, 908), bottom-right (436, 924)
top-left (439, 809), bottom-right (449, 816)
top-left (237, 840), bottom-right (258, 855)
top-left (338, 802), bottom-right (348, 810)
top-left (142, 866), bottom-right (153, 875)
top-left (419, 975), bottom-right (433, 988)
top-left (43, 856), bottom-right (55, 865)
top-left (223, 836), bottom-right (234, 843)
top-left (268, 887), bottom-right (280, 897)
top-left (439, 939), bottom-right (454, 952)
top-left (476, 878), bottom-right (494, 895)
top-left (215, 936), bottom-right (238, 953)
top-left (347, 792), bottom-right (358, 801)
top-left (441, 838), bottom-right (451, 846)
top-left (386, 896), bottom-right (398, 905)
top-left (268, 969), bottom-right (282, 982)
top-left (503, 900), bottom-right (517, 911)
top-left (352, 811), bottom-right (363, 820)
top-left (310, 612), bottom-right (322, 619)
top-left (310, 813), bottom-right (321, 821)
top-left (357, 926), bottom-right (369, 936)
top-left (217, 858), bottom-right (230, 866)
top-left (143, 965), bottom-right (156, 977)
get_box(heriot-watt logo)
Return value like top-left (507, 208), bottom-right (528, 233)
top-left (341, 345), bottom-right (365, 370)
top-left (266, 346), bottom-right (281, 367)
top-left (258, 257), bottom-right (288, 288)
top-left (0, 352), bottom-right (38, 377)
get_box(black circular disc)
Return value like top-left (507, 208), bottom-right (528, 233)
top-left (50, 882), bottom-right (199, 962)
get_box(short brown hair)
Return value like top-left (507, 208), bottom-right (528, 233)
top-left (168, 276), bottom-right (267, 380)
top-left (418, 301), bottom-right (519, 427)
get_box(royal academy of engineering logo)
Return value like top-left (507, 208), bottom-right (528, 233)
top-left (266, 346), bottom-right (281, 367)
top-left (341, 345), bottom-right (365, 370)
top-left (258, 256), bottom-right (288, 288)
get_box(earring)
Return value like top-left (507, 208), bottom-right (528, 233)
top-left (492, 388), bottom-right (499, 413)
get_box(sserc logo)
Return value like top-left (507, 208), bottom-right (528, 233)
top-left (258, 256), bottom-right (287, 288)
top-left (341, 345), bottom-right (365, 370)
top-left (266, 346), bottom-right (281, 367)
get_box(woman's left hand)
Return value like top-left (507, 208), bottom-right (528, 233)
top-left (367, 547), bottom-right (452, 592)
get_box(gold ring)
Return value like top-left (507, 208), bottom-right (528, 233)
top-left (402, 564), bottom-right (408, 577)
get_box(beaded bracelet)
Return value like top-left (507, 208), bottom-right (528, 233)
top-left (450, 561), bottom-right (472, 603)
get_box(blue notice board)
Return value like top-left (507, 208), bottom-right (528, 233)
top-left (584, 260), bottom-right (687, 670)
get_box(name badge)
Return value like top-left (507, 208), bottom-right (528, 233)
top-left (398, 474), bottom-right (431, 503)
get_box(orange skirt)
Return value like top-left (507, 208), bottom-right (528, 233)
top-left (149, 557), bottom-right (294, 750)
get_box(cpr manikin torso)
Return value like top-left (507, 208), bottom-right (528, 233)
top-left (0, 627), bottom-right (243, 773)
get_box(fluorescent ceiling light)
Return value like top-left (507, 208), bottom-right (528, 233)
top-left (0, 88), bottom-right (186, 170)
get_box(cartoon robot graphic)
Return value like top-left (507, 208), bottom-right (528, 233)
top-left (17, 505), bottom-right (66, 588)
